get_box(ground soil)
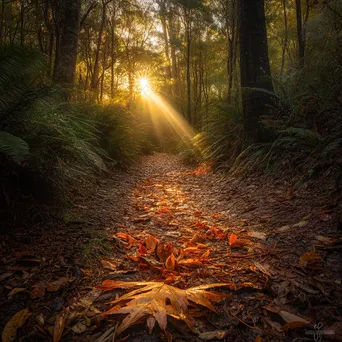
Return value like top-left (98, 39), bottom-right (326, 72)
top-left (1, 153), bottom-right (341, 342)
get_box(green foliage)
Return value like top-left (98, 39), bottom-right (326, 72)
top-left (0, 131), bottom-right (29, 164)
top-left (179, 102), bottom-right (243, 168)
top-left (0, 46), bottom-right (145, 209)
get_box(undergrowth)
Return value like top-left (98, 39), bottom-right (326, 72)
top-left (180, 4), bottom-right (342, 184)
top-left (0, 46), bottom-right (147, 225)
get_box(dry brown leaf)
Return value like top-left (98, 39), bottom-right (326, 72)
top-left (283, 321), bottom-right (313, 332)
top-left (178, 258), bottom-right (203, 268)
top-left (47, 277), bottom-right (71, 292)
top-left (247, 231), bottom-right (267, 240)
top-left (191, 232), bottom-right (206, 244)
top-left (156, 242), bottom-right (175, 262)
top-left (145, 235), bottom-right (159, 251)
top-left (264, 304), bottom-right (310, 324)
top-left (228, 233), bottom-right (249, 248)
top-left (165, 253), bottom-right (177, 270)
top-left (31, 284), bottom-right (46, 298)
top-left (299, 251), bottom-right (322, 267)
top-left (198, 330), bottom-right (229, 340)
top-left (7, 287), bottom-right (26, 297)
top-left (0, 272), bottom-right (13, 282)
top-left (53, 314), bottom-right (66, 342)
top-left (2, 308), bottom-right (31, 342)
top-left (101, 260), bottom-right (116, 271)
top-left (97, 280), bottom-right (232, 336)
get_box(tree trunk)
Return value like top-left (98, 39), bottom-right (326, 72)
top-left (281, 0), bottom-right (288, 74)
top-left (91, 0), bottom-right (108, 91)
top-left (0, 0), bottom-right (5, 43)
top-left (185, 8), bottom-right (192, 124)
top-left (239, 0), bottom-right (273, 143)
top-left (53, 0), bottom-right (81, 86)
top-left (295, 0), bottom-right (305, 67)
top-left (110, 4), bottom-right (116, 99)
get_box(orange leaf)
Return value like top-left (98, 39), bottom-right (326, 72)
top-left (191, 232), bottom-right (206, 244)
top-left (229, 233), bottom-right (238, 246)
top-left (145, 235), bottom-right (159, 251)
top-left (299, 251), bottom-right (322, 267)
top-left (178, 258), bottom-right (203, 268)
top-left (201, 250), bottom-right (210, 260)
top-left (230, 239), bottom-right (249, 248)
top-left (138, 244), bottom-right (148, 256)
top-left (165, 253), bottom-right (177, 271)
top-left (210, 227), bottom-right (227, 239)
top-left (99, 281), bottom-right (231, 336)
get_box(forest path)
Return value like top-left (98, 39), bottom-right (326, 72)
top-left (1, 153), bottom-right (341, 341)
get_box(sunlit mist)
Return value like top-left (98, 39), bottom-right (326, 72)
top-left (140, 86), bottom-right (195, 147)
top-left (139, 78), bottom-right (152, 97)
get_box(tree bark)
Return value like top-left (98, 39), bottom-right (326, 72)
top-left (53, 0), bottom-right (81, 86)
top-left (239, 0), bottom-right (273, 143)
top-left (185, 7), bottom-right (192, 124)
top-left (295, 0), bottom-right (305, 67)
top-left (91, 0), bottom-right (109, 91)
top-left (281, 0), bottom-right (288, 74)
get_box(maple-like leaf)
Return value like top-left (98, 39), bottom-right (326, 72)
top-left (97, 280), bottom-right (232, 336)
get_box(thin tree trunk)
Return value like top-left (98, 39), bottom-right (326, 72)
top-left (185, 7), bottom-right (192, 124)
top-left (110, 4), bottom-right (116, 99)
top-left (281, 0), bottom-right (288, 74)
top-left (295, 0), bottom-right (305, 67)
top-left (91, 0), bottom-right (108, 90)
top-left (227, 0), bottom-right (236, 103)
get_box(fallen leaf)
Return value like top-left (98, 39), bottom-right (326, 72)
top-left (101, 260), bottom-right (116, 271)
top-left (299, 251), bottom-right (322, 267)
top-left (229, 233), bottom-right (238, 245)
top-left (116, 232), bottom-right (137, 249)
top-left (209, 227), bottom-right (227, 239)
top-left (191, 232), bottom-right (206, 244)
top-left (97, 281), bottom-right (231, 336)
top-left (293, 220), bottom-right (308, 228)
top-left (138, 244), bottom-right (148, 255)
top-left (247, 231), bottom-right (267, 240)
top-left (156, 242), bottom-right (175, 262)
top-left (198, 330), bottom-right (229, 340)
top-left (53, 314), bottom-right (66, 342)
top-left (283, 321), bottom-right (313, 332)
top-left (178, 258), bottom-right (203, 268)
top-left (0, 272), bottom-right (13, 282)
top-left (31, 285), bottom-right (46, 298)
top-left (47, 277), bottom-right (70, 292)
top-left (255, 336), bottom-right (263, 342)
top-left (264, 305), bottom-right (310, 324)
top-left (165, 253), bottom-right (177, 270)
top-left (229, 233), bottom-right (249, 248)
top-left (7, 288), bottom-right (26, 297)
top-left (2, 308), bottom-right (31, 342)
top-left (252, 262), bottom-right (273, 277)
top-left (201, 250), bottom-right (210, 260)
top-left (71, 320), bottom-right (87, 334)
top-left (145, 235), bottom-right (159, 251)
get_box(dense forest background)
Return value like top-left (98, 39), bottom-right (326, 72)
top-left (0, 0), bottom-right (341, 216)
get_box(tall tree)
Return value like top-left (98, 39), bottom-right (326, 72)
top-left (295, 0), bottom-right (305, 67)
top-left (53, 0), bottom-right (81, 86)
top-left (239, 0), bottom-right (273, 143)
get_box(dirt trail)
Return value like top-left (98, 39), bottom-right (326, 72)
top-left (1, 153), bottom-right (341, 342)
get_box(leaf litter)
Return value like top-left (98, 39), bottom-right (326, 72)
top-left (1, 153), bottom-right (341, 341)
